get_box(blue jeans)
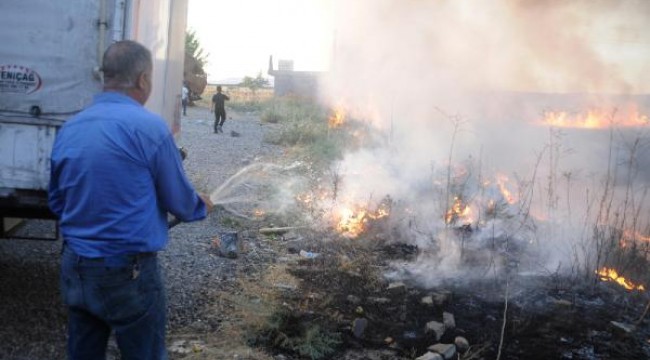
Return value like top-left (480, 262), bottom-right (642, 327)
top-left (60, 245), bottom-right (167, 360)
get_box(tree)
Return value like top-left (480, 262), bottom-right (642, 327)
top-left (185, 30), bottom-right (208, 71)
top-left (184, 30), bottom-right (208, 99)
top-left (240, 72), bottom-right (270, 94)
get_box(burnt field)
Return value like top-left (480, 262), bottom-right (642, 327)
top-left (253, 231), bottom-right (650, 360)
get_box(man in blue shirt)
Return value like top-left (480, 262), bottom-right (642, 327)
top-left (49, 40), bottom-right (213, 360)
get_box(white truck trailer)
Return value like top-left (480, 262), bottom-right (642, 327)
top-left (0, 0), bottom-right (188, 238)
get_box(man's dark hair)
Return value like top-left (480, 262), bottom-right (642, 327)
top-left (101, 40), bottom-right (152, 89)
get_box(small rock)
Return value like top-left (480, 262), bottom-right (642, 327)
top-left (421, 295), bottom-right (433, 306)
top-left (352, 318), bottom-right (368, 338)
top-left (387, 281), bottom-right (406, 294)
top-left (428, 343), bottom-right (457, 359)
top-left (169, 340), bottom-right (191, 355)
top-left (443, 312), bottom-right (456, 330)
top-left (274, 283), bottom-right (297, 291)
top-left (454, 336), bottom-right (469, 353)
top-left (431, 291), bottom-right (452, 306)
top-left (425, 321), bottom-right (446, 341)
top-left (367, 297), bottom-right (391, 304)
top-left (347, 294), bottom-right (361, 305)
top-left (415, 351), bottom-right (444, 360)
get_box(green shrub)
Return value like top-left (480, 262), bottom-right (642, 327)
top-left (259, 97), bottom-right (374, 165)
top-left (254, 311), bottom-right (341, 360)
top-left (260, 108), bottom-right (283, 123)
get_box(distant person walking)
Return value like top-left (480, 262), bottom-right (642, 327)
top-left (49, 40), bottom-right (214, 360)
top-left (181, 83), bottom-right (189, 116)
top-left (211, 85), bottom-right (229, 133)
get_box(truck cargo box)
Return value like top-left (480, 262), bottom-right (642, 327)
top-left (0, 0), bottom-right (188, 224)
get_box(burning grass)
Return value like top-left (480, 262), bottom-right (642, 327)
top-left (540, 106), bottom-right (649, 129)
top-left (333, 200), bottom-right (391, 238)
top-left (596, 267), bottom-right (645, 291)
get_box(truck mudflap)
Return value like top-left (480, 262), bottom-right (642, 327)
top-left (0, 188), bottom-right (54, 219)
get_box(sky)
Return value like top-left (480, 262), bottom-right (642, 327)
top-left (187, 0), bottom-right (335, 83)
top-left (188, 0), bottom-right (648, 90)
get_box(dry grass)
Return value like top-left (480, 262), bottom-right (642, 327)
top-left (180, 260), bottom-right (301, 357)
top-left (194, 86), bottom-right (274, 112)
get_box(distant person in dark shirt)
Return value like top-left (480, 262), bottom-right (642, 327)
top-left (211, 85), bottom-right (230, 133)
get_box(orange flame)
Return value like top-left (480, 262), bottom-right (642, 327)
top-left (296, 193), bottom-right (315, 205)
top-left (445, 196), bottom-right (471, 224)
top-left (328, 107), bottom-right (346, 128)
top-left (596, 267), bottom-right (645, 291)
top-left (296, 191), bottom-right (330, 206)
top-left (335, 203), bottom-right (390, 238)
top-left (622, 230), bottom-right (650, 244)
top-left (496, 174), bottom-right (517, 204)
top-left (541, 107), bottom-right (649, 129)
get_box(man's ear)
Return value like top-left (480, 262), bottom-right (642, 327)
top-left (136, 71), bottom-right (149, 90)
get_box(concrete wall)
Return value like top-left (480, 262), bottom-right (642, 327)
top-left (271, 71), bottom-right (324, 98)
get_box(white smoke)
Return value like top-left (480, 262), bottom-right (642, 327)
top-left (318, 0), bottom-right (650, 284)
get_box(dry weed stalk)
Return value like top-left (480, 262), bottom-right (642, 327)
top-left (436, 107), bottom-right (468, 228)
top-left (496, 274), bottom-right (510, 360)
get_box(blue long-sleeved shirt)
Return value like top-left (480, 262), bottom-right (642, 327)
top-left (48, 92), bottom-right (206, 257)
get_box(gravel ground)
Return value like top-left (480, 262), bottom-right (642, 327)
top-left (0, 105), bottom-right (282, 360)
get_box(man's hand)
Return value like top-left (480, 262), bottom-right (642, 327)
top-left (199, 193), bottom-right (215, 213)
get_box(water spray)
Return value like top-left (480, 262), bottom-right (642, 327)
top-left (169, 162), bottom-right (303, 228)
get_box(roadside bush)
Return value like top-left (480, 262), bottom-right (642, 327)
top-left (261, 98), bottom-right (353, 164)
top-left (253, 310), bottom-right (341, 360)
top-left (307, 136), bottom-right (343, 164)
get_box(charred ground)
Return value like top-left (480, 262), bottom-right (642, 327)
top-left (249, 232), bottom-right (650, 360)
